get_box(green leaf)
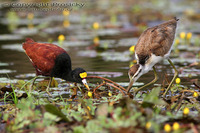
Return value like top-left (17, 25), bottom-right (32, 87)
top-left (143, 87), bottom-right (167, 106)
top-left (44, 104), bottom-right (69, 122)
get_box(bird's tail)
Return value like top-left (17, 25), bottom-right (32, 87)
top-left (25, 38), bottom-right (34, 43)
top-left (22, 38), bottom-right (35, 49)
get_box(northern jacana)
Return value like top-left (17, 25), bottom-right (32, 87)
top-left (127, 18), bottom-right (179, 97)
top-left (23, 38), bottom-right (90, 95)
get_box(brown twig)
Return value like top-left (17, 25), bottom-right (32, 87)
top-left (93, 82), bottom-right (106, 97)
top-left (92, 82), bottom-right (126, 96)
top-left (193, 82), bottom-right (200, 89)
top-left (173, 92), bottom-right (185, 114)
top-left (87, 76), bottom-right (127, 92)
top-left (105, 82), bottom-right (125, 96)
top-left (180, 90), bottom-right (195, 93)
top-left (179, 62), bottom-right (198, 73)
top-left (191, 123), bottom-right (199, 133)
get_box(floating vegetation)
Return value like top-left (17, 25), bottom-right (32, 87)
top-left (0, 77), bottom-right (18, 83)
top-left (0, 69), bottom-right (16, 74)
top-left (13, 28), bottom-right (38, 35)
top-left (97, 29), bottom-right (120, 36)
top-left (87, 71), bottom-right (123, 78)
top-left (1, 44), bottom-right (23, 52)
top-left (100, 50), bottom-right (131, 62)
top-left (77, 50), bottom-right (97, 58)
top-left (116, 82), bottom-right (144, 87)
top-left (0, 34), bottom-right (23, 41)
top-left (0, 62), bottom-right (9, 67)
top-left (62, 40), bottom-right (90, 47)
top-left (116, 38), bottom-right (138, 47)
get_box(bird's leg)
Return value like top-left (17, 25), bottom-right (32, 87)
top-left (46, 77), bottom-right (52, 96)
top-left (71, 83), bottom-right (78, 99)
top-left (163, 59), bottom-right (178, 97)
top-left (31, 76), bottom-right (38, 91)
top-left (134, 66), bottom-right (158, 95)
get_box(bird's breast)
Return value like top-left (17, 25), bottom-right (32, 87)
top-left (144, 54), bottom-right (164, 73)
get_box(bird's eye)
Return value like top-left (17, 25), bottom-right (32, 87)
top-left (79, 72), bottom-right (87, 78)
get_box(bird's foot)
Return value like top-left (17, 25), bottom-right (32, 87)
top-left (46, 90), bottom-right (52, 96)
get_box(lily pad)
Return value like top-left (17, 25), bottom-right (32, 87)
top-left (69, 34), bottom-right (93, 40)
top-left (97, 29), bottom-right (120, 36)
top-left (62, 40), bottom-right (90, 47)
top-left (170, 58), bottom-right (200, 64)
top-left (99, 50), bottom-right (131, 62)
top-left (0, 34), bottom-right (23, 41)
top-left (13, 28), bottom-right (38, 35)
top-left (88, 71), bottom-right (123, 78)
top-left (117, 38), bottom-right (138, 47)
top-left (116, 82), bottom-right (144, 87)
top-left (0, 69), bottom-right (16, 74)
top-left (42, 27), bottom-right (66, 34)
top-left (0, 77), bottom-right (18, 83)
top-left (77, 50), bottom-right (97, 57)
top-left (0, 62), bottom-right (9, 66)
top-left (1, 44), bottom-right (23, 52)
top-left (15, 73), bottom-right (36, 78)
top-left (98, 39), bottom-right (116, 48)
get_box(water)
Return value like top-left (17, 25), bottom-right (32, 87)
top-left (0, 0), bottom-right (199, 91)
top-left (0, 34), bottom-right (196, 88)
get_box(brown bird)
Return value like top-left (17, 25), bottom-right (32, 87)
top-left (23, 38), bottom-right (90, 95)
top-left (127, 18), bottom-right (179, 97)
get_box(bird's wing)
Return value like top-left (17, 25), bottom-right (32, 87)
top-left (135, 18), bottom-right (177, 60)
top-left (23, 38), bottom-right (67, 76)
top-left (135, 29), bottom-right (152, 65)
top-left (149, 19), bottom-right (177, 56)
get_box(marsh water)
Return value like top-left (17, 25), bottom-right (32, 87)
top-left (0, 0), bottom-right (200, 92)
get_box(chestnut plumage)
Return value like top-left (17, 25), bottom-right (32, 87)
top-left (23, 38), bottom-right (90, 95)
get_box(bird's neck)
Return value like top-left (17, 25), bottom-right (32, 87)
top-left (62, 70), bottom-right (76, 82)
top-left (142, 54), bottom-right (163, 73)
top-left (143, 65), bottom-right (151, 74)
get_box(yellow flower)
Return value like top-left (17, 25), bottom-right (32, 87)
top-left (183, 107), bottom-right (189, 115)
top-left (164, 124), bottom-right (171, 132)
top-left (180, 32), bottom-right (186, 39)
top-left (145, 122), bottom-right (151, 129)
top-left (87, 106), bottom-right (91, 111)
top-left (63, 20), bottom-right (70, 27)
top-left (193, 91), bottom-right (198, 97)
top-left (129, 63), bottom-right (133, 68)
top-left (63, 10), bottom-right (70, 16)
top-left (27, 13), bottom-right (34, 20)
top-left (129, 45), bottom-right (135, 52)
top-left (58, 35), bottom-right (65, 41)
top-left (175, 78), bottom-right (181, 84)
top-left (88, 91), bottom-right (92, 98)
top-left (93, 36), bottom-right (99, 44)
top-left (79, 72), bottom-right (87, 78)
top-left (173, 122), bottom-right (180, 131)
top-left (133, 60), bottom-right (137, 64)
top-left (28, 23), bottom-right (34, 29)
top-left (175, 39), bottom-right (180, 45)
top-left (186, 32), bottom-right (192, 40)
top-left (108, 92), bottom-right (112, 97)
top-left (93, 22), bottom-right (99, 30)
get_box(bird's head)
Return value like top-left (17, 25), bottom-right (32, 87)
top-left (127, 64), bottom-right (144, 92)
top-left (72, 68), bottom-right (90, 90)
